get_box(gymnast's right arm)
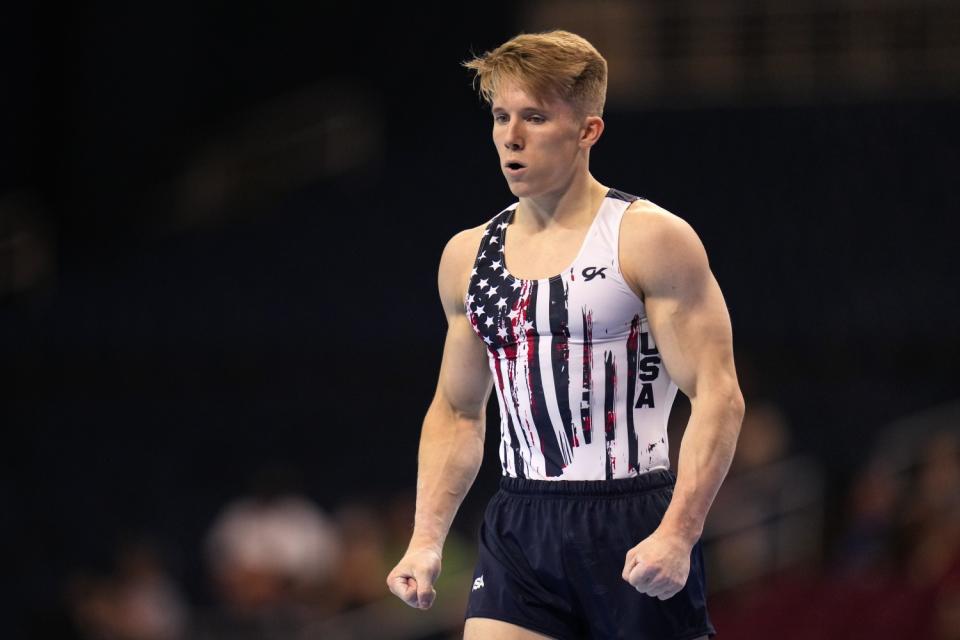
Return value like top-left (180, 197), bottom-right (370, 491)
top-left (386, 229), bottom-right (494, 610)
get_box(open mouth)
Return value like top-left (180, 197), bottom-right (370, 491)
top-left (505, 162), bottom-right (526, 170)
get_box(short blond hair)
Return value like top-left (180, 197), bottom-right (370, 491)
top-left (462, 30), bottom-right (608, 118)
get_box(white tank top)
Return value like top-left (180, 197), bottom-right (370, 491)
top-left (465, 188), bottom-right (677, 480)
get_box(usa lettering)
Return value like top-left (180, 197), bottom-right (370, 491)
top-left (635, 331), bottom-right (661, 409)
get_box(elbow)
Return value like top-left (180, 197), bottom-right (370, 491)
top-left (731, 388), bottom-right (746, 422)
top-left (727, 387), bottom-right (746, 437)
top-left (690, 383), bottom-right (745, 423)
top-left (726, 390), bottom-right (746, 452)
top-left (695, 386), bottom-right (745, 438)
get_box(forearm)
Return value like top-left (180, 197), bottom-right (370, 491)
top-left (659, 388), bottom-right (744, 545)
top-left (408, 399), bottom-right (485, 555)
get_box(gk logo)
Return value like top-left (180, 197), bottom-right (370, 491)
top-left (582, 266), bottom-right (607, 281)
top-left (473, 575), bottom-right (485, 591)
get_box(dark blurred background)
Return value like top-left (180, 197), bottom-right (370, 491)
top-left (2, 1), bottom-right (959, 639)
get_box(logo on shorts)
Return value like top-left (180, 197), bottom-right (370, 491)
top-left (472, 575), bottom-right (485, 591)
top-left (582, 266), bottom-right (607, 281)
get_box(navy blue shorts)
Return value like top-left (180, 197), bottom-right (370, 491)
top-left (465, 469), bottom-right (716, 640)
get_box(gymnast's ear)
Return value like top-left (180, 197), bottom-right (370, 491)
top-left (579, 115), bottom-right (605, 149)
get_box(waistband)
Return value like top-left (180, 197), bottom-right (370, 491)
top-left (499, 468), bottom-right (676, 497)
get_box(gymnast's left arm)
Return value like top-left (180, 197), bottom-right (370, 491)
top-left (618, 204), bottom-right (746, 600)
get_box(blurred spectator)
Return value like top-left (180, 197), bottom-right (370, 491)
top-left (727, 402), bottom-right (791, 475)
top-left (901, 429), bottom-right (960, 639)
top-left (711, 421), bottom-right (960, 639)
top-left (196, 487), bottom-right (340, 639)
top-left (66, 540), bottom-right (187, 640)
top-left (327, 501), bottom-right (390, 612)
top-left (833, 456), bottom-right (903, 576)
top-left (704, 400), bottom-right (823, 591)
top-left (298, 490), bottom-right (479, 640)
top-left (901, 429), bottom-right (960, 586)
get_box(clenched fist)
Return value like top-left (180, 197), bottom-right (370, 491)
top-left (621, 530), bottom-right (692, 600)
top-left (386, 547), bottom-right (442, 609)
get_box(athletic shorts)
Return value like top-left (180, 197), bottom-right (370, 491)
top-left (465, 469), bottom-right (716, 640)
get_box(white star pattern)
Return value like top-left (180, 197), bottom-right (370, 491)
top-left (466, 223), bottom-right (535, 348)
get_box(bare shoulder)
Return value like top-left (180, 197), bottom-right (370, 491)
top-left (621, 198), bottom-right (704, 249)
top-left (620, 199), bottom-right (711, 296)
top-left (438, 222), bottom-right (487, 316)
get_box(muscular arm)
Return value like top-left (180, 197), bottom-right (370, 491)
top-left (388, 228), bottom-right (493, 609)
top-left (621, 203), bottom-right (745, 597)
top-left (409, 269), bottom-right (493, 552)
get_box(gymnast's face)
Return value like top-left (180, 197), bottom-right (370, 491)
top-left (491, 81), bottom-right (600, 198)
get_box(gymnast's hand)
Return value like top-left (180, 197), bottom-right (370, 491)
top-left (387, 547), bottom-right (442, 610)
top-left (621, 529), bottom-right (692, 600)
